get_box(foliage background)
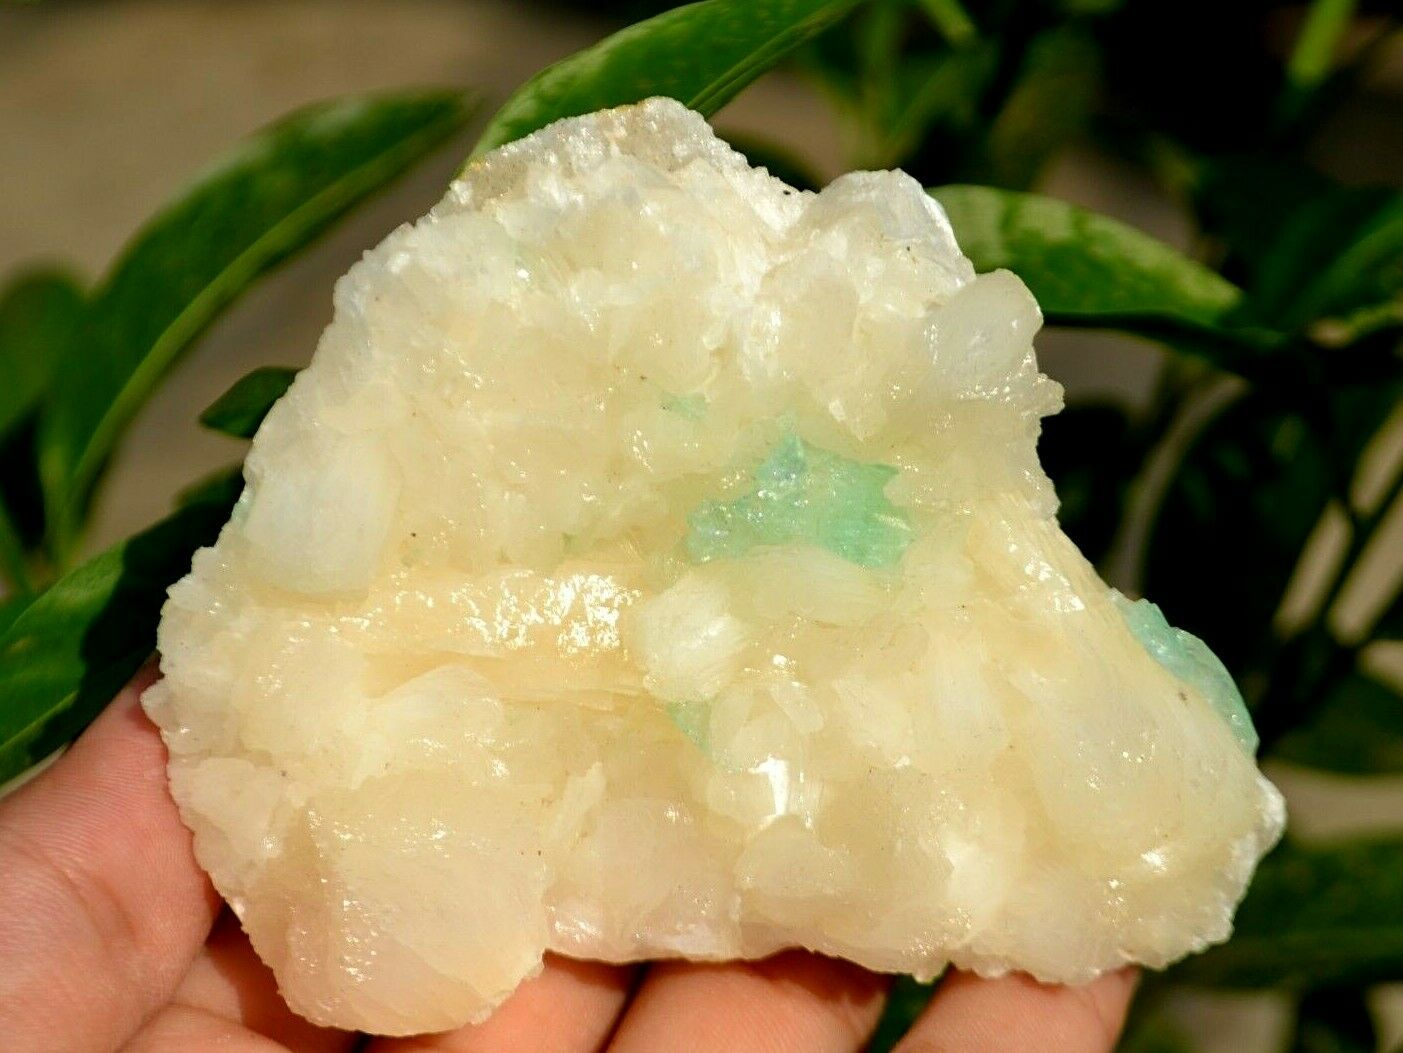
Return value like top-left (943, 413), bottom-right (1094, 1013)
top-left (1, 1), bottom-right (1401, 1050)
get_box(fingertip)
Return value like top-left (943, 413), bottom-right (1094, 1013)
top-left (894, 967), bottom-right (1137, 1053)
top-left (606, 950), bottom-right (889, 1053)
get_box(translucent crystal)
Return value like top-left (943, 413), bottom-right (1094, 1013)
top-left (147, 98), bottom-right (1286, 1036)
top-left (1114, 592), bottom-right (1258, 754)
top-left (686, 431), bottom-right (912, 568)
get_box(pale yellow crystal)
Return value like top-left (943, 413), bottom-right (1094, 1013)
top-left (147, 98), bottom-right (1285, 1036)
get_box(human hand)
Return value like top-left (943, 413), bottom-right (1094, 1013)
top-left (0, 672), bottom-right (1136, 1052)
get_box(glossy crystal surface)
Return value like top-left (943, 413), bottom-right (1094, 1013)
top-left (686, 431), bottom-right (912, 567)
top-left (147, 99), bottom-right (1285, 1036)
top-left (1114, 592), bottom-right (1258, 753)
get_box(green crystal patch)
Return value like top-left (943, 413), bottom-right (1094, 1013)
top-left (665, 699), bottom-right (711, 753)
top-left (661, 393), bottom-right (707, 421)
top-left (686, 432), bottom-right (912, 568)
top-left (1114, 592), bottom-right (1258, 754)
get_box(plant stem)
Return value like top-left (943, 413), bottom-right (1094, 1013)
top-left (1103, 362), bottom-right (1233, 592)
top-left (916, 0), bottom-right (977, 47)
top-left (1323, 455), bottom-right (1401, 639)
top-left (1287, 0), bottom-right (1358, 91)
top-left (857, 1), bottom-right (905, 168)
top-left (1255, 454), bottom-right (1402, 751)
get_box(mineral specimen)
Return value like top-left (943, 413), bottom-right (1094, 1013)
top-left (146, 98), bottom-right (1286, 1035)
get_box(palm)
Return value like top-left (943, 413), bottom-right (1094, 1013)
top-left (0, 674), bottom-right (1134, 1052)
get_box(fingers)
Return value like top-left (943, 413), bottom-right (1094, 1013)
top-left (155, 910), bottom-right (356, 1053)
top-left (122, 1005), bottom-right (305, 1053)
top-left (366, 953), bottom-right (637, 1053)
top-left (893, 968), bottom-right (1137, 1053)
top-left (0, 671), bottom-right (221, 1052)
top-left (604, 951), bottom-right (888, 1053)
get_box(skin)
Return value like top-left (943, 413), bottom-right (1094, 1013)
top-left (0, 672), bottom-right (1136, 1052)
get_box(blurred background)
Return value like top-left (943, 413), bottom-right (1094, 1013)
top-left (0, 0), bottom-right (1396, 547)
top-left (1, 2), bottom-right (1401, 1051)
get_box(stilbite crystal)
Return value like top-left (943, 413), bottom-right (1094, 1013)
top-left (147, 98), bottom-right (1286, 1036)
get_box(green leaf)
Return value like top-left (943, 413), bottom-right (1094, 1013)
top-left (798, 1), bottom-right (998, 172)
top-left (0, 269), bottom-right (82, 592)
top-left (471, 0), bottom-right (863, 157)
top-left (199, 366), bottom-right (299, 439)
top-left (980, 26), bottom-right (1100, 189)
top-left (1284, 0), bottom-right (1360, 96)
top-left (1172, 837), bottom-right (1403, 988)
top-left (0, 268), bottom-right (83, 443)
top-left (0, 423), bottom-right (48, 568)
top-left (930, 186), bottom-right (1251, 345)
top-left (0, 499), bottom-right (32, 597)
top-left (37, 89), bottom-right (476, 559)
top-left (1194, 155), bottom-right (1334, 283)
top-left (1256, 187), bottom-right (1403, 332)
top-left (914, 0), bottom-right (976, 46)
top-left (0, 474), bottom-right (240, 785)
top-left (1287, 986), bottom-right (1376, 1053)
top-left (1271, 670), bottom-right (1403, 774)
top-left (879, 42), bottom-right (999, 166)
top-left (855, 0), bottom-right (904, 123)
top-left (1196, 157), bottom-right (1403, 333)
top-left (0, 595), bottom-right (31, 638)
top-left (866, 974), bottom-right (938, 1052)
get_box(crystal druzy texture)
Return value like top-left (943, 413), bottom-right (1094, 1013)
top-left (147, 98), bottom-right (1286, 1035)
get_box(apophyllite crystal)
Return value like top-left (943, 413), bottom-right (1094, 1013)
top-left (147, 98), bottom-right (1285, 1035)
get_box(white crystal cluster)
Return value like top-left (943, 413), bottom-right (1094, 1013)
top-left (148, 98), bottom-right (1285, 1035)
